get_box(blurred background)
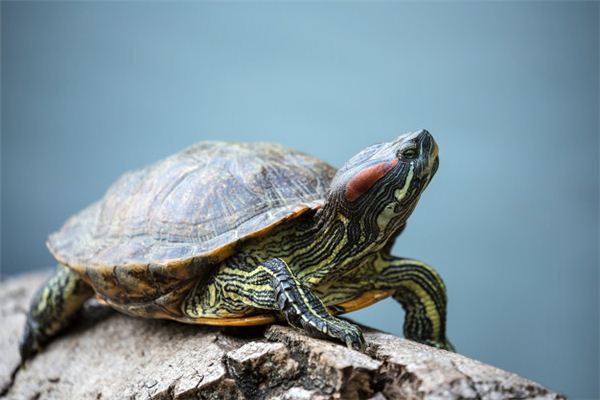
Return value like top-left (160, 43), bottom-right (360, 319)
top-left (1, 2), bottom-right (598, 398)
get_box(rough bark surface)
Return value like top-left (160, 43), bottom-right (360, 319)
top-left (1, 273), bottom-right (563, 400)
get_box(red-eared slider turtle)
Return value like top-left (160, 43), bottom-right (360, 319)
top-left (21, 129), bottom-right (452, 359)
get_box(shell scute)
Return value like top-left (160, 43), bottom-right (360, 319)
top-left (48, 141), bottom-right (335, 302)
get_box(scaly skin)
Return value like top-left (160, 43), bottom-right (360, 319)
top-left (22, 129), bottom-right (453, 358)
top-left (182, 130), bottom-right (452, 351)
top-left (383, 257), bottom-right (454, 351)
top-left (20, 264), bottom-right (93, 359)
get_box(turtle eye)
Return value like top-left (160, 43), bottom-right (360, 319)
top-left (400, 147), bottom-right (419, 160)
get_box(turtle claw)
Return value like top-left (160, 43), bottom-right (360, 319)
top-left (291, 312), bottom-right (366, 351)
top-left (345, 330), bottom-right (366, 352)
top-left (19, 319), bottom-right (44, 362)
top-left (437, 338), bottom-right (455, 352)
top-left (419, 338), bottom-right (455, 352)
top-left (326, 317), bottom-right (365, 352)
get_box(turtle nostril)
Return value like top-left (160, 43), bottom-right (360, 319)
top-left (419, 132), bottom-right (432, 152)
top-left (415, 129), bottom-right (430, 140)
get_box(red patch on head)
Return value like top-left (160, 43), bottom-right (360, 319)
top-left (345, 159), bottom-right (398, 202)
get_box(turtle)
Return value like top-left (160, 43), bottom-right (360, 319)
top-left (20, 129), bottom-right (453, 359)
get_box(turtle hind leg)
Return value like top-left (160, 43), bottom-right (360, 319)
top-left (20, 264), bottom-right (93, 360)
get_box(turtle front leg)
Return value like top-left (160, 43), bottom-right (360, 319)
top-left (183, 258), bottom-right (365, 350)
top-left (373, 255), bottom-right (454, 351)
top-left (20, 264), bottom-right (94, 360)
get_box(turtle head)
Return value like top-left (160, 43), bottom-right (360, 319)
top-left (322, 129), bottom-right (439, 242)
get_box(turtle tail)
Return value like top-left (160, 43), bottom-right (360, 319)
top-left (20, 264), bottom-right (93, 361)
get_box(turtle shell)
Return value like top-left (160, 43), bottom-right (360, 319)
top-left (48, 141), bottom-right (336, 305)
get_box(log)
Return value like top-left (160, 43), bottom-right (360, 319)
top-left (0, 273), bottom-right (563, 400)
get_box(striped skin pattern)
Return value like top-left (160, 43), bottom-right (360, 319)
top-left (46, 142), bottom-right (334, 304)
top-left (20, 264), bottom-right (94, 359)
top-left (181, 130), bottom-right (451, 350)
top-left (21, 129), bottom-right (453, 358)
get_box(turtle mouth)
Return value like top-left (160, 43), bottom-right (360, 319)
top-left (419, 158), bottom-right (439, 192)
top-left (431, 157), bottom-right (439, 177)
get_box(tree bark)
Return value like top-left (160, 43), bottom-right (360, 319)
top-left (0, 273), bottom-right (563, 400)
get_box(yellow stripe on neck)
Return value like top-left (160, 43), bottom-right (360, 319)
top-left (376, 164), bottom-right (414, 231)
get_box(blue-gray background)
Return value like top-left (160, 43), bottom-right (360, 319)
top-left (1, 2), bottom-right (598, 397)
